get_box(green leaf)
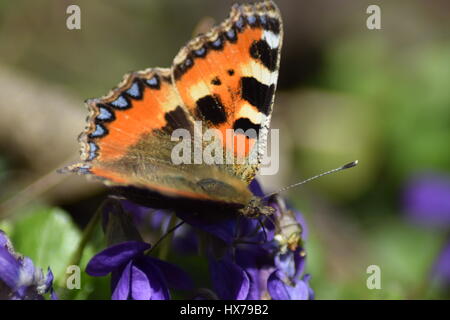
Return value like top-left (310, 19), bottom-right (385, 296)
top-left (9, 206), bottom-right (111, 299)
top-left (60, 222), bottom-right (110, 300)
top-left (10, 207), bottom-right (81, 279)
top-left (368, 219), bottom-right (445, 296)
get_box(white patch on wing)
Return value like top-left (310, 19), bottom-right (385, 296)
top-left (237, 103), bottom-right (262, 124)
top-left (257, 113), bottom-right (270, 163)
top-left (240, 60), bottom-right (277, 86)
top-left (162, 87), bottom-right (183, 112)
top-left (263, 30), bottom-right (280, 49)
top-left (188, 81), bottom-right (212, 102)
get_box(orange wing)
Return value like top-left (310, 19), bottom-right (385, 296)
top-left (61, 68), bottom-right (252, 205)
top-left (82, 69), bottom-right (186, 163)
top-left (172, 1), bottom-right (283, 182)
top-left (61, 1), bottom-right (283, 204)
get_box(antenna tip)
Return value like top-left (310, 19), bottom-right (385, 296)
top-left (342, 160), bottom-right (358, 169)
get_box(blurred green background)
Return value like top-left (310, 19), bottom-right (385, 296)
top-left (0, 0), bottom-right (449, 299)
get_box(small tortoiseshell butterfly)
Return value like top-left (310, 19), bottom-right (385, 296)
top-left (61, 1), bottom-right (283, 217)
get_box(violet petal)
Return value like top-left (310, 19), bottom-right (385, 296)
top-left (267, 270), bottom-right (289, 300)
top-left (433, 241), bottom-right (450, 283)
top-left (138, 259), bottom-right (170, 300)
top-left (209, 258), bottom-right (250, 300)
top-left (147, 257), bottom-right (194, 291)
top-left (403, 174), bottom-right (450, 226)
top-left (130, 264), bottom-right (151, 300)
top-left (86, 241), bottom-right (150, 276)
top-left (267, 270), bottom-right (309, 300)
top-left (249, 179), bottom-right (265, 197)
top-left (111, 261), bottom-right (132, 300)
top-left (0, 245), bottom-right (20, 289)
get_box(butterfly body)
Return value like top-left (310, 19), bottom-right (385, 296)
top-left (62, 1), bottom-right (283, 217)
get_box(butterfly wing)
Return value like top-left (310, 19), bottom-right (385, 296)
top-left (172, 1), bottom-right (283, 183)
top-left (63, 68), bottom-right (253, 206)
top-left (62, 1), bottom-right (283, 207)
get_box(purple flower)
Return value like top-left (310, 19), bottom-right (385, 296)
top-left (121, 200), bottom-right (199, 255)
top-left (86, 241), bottom-right (193, 300)
top-left (403, 172), bottom-right (450, 284)
top-left (95, 179), bottom-right (313, 300)
top-left (205, 181), bottom-right (313, 300)
top-left (433, 241), bottom-right (450, 282)
top-left (208, 239), bottom-right (313, 300)
top-left (209, 258), bottom-right (251, 300)
top-left (0, 230), bottom-right (55, 300)
top-left (121, 200), bottom-right (170, 230)
top-left (403, 173), bottom-right (450, 227)
top-left (268, 248), bottom-right (314, 300)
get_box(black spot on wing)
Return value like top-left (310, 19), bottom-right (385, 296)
top-left (196, 95), bottom-right (227, 125)
top-left (211, 77), bottom-right (221, 86)
top-left (160, 106), bottom-right (193, 133)
top-left (233, 118), bottom-right (259, 139)
top-left (257, 15), bottom-right (281, 35)
top-left (228, 69), bottom-right (235, 76)
top-left (241, 77), bottom-right (274, 116)
top-left (250, 40), bottom-right (278, 72)
top-left (266, 16), bottom-right (281, 34)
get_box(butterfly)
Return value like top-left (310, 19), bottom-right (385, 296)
top-left (61, 1), bottom-right (283, 217)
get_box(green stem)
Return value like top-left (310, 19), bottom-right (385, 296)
top-left (145, 213), bottom-right (182, 259)
top-left (158, 216), bottom-right (177, 260)
top-left (57, 204), bottom-right (102, 288)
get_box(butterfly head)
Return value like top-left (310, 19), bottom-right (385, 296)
top-left (240, 196), bottom-right (275, 217)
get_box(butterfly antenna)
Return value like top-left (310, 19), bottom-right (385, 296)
top-left (263, 160), bottom-right (358, 199)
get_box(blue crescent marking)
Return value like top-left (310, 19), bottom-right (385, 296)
top-left (110, 96), bottom-right (129, 108)
top-left (97, 107), bottom-right (113, 120)
top-left (126, 82), bottom-right (140, 98)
